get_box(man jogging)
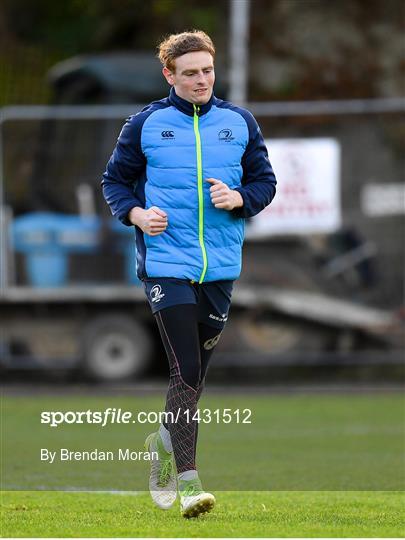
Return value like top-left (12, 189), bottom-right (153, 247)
top-left (102, 30), bottom-right (276, 518)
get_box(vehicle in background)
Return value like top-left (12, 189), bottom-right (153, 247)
top-left (1, 204), bottom-right (401, 381)
top-left (0, 56), bottom-right (403, 381)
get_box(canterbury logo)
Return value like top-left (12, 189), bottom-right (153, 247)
top-left (161, 130), bottom-right (174, 138)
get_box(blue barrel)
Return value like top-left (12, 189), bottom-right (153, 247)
top-left (110, 220), bottom-right (141, 285)
top-left (12, 213), bottom-right (100, 287)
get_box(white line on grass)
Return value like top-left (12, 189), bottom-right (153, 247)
top-left (10, 487), bottom-right (145, 495)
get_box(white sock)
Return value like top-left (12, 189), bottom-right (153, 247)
top-left (178, 470), bottom-right (199, 482)
top-left (158, 423), bottom-right (172, 452)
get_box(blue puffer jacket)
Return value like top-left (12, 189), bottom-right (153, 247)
top-left (102, 88), bottom-right (276, 282)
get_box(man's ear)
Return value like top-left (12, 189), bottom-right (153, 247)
top-left (162, 67), bottom-right (175, 86)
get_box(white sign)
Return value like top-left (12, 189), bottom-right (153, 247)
top-left (361, 183), bottom-right (405, 217)
top-left (246, 138), bottom-right (341, 238)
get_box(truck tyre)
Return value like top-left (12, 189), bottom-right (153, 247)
top-left (81, 314), bottom-right (152, 381)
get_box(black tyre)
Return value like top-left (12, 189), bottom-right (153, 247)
top-left (81, 314), bottom-right (152, 381)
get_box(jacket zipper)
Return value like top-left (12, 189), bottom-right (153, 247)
top-left (193, 104), bottom-right (208, 283)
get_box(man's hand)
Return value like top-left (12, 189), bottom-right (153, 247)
top-left (207, 178), bottom-right (244, 211)
top-left (128, 206), bottom-right (168, 236)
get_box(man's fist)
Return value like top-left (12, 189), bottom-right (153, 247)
top-left (206, 178), bottom-right (244, 211)
top-left (128, 206), bottom-right (168, 236)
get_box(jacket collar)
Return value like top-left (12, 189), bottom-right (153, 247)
top-left (168, 87), bottom-right (214, 117)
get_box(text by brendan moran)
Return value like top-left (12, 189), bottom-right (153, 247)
top-left (40, 448), bottom-right (158, 464)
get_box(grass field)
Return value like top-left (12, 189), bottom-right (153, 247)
top-left (1, 389), bottom-right (404, 537)
top-left (2, 490), bottom-right (404, 537)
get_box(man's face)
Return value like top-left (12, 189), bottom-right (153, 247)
top-left (163, 51), bottom-right (215, 105)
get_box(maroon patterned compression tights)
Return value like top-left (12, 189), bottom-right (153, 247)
top-left (154, 303), bottom-right (222, 473)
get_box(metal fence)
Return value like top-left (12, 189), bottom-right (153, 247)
top-left (1, 98), bottom-right (403, 306)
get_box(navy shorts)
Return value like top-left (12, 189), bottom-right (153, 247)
top-left (143, 278), bottom-right (234, 329)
